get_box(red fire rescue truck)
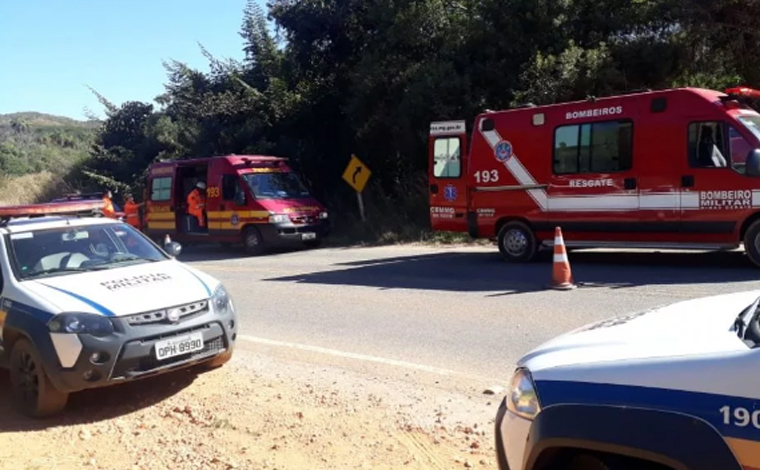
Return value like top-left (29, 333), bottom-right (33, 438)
top-left (143, 155), bottom-right (330, 254)
top-left (428, 86), bottom-right (760, 266)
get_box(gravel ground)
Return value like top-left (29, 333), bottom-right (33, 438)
top-left (0, 344), bottom-right (498, 470)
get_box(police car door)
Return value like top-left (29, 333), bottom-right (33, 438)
top-left (549, 114), bottom-right (638, 239)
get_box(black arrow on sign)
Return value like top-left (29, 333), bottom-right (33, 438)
top-left (352, 166), bottom-right (362, 184)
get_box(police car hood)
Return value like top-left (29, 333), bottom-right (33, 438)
top-left (518, 290), bottom-right (759, 372)
top-left (21, 260), bottom-right (219, 317)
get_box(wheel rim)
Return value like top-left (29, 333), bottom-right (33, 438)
top-left (245, 231), bottom-right (259, 248)
top-left (14, 351), bottom-right (39, 407)
top-left (502, 229), bottom-right (528, 257)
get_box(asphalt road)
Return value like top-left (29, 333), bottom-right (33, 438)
top-left (180, 243), bottom-right (760, 385)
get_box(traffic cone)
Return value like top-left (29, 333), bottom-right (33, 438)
top-left (550, 227), bottom-right (577, 290)
top-left (164, 234), bottom-right (171, 247)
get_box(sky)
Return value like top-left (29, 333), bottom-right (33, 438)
top-left (0, 0), bottom-right (263, 121)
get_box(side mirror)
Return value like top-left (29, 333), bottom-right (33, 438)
top-left (747, 149), bottom-right (760, 177)
top-left (235, 191), bottom-right (246, 206)
top-left (165, 241), bottom-right (182, 258)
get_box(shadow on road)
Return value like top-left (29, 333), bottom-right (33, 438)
top-left (176, 243), bottom-right (309, 263)
top-left (0, 366), bottom-right (206, 432)
top-left (264, 248), bottom-right (760, 294)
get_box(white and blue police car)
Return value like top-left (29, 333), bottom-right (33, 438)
top-left (496, 291), bottom-right (760, 470)
top-left (0, 201), bottom-right (237, 417)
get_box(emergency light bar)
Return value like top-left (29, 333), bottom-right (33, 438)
top-left (725, 87), bottom-right (760, 100)
top-left (0, 200), bottom-right (106, 224)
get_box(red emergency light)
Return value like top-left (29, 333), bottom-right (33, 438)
top-left (0, 200), bottom-right (106, 223)
top-left (725, 87), bottom-right (760, 100)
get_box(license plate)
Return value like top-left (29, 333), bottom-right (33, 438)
top-left (302, 232), bottom-right (316, 240)
top-left (154, 332), bottom-right (204, 360)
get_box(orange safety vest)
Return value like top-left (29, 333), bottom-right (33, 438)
top-left (102, 196), bottom-right (115, 218)
top-left (124, 201), bottom-right (141, 229)
top-left (187, 189), bottom-right (206, 226)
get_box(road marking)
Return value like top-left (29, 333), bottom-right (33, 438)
top-left (238, 334), bottom-right (474, 378)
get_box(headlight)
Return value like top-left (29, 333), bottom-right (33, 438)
top-left (269, 214), bottom-right (290, 224)
top-left (507, 368), bottom-right (541, 420)
top-left (319, 211), bottom-right (328, 219)
top-left (47, 313), bottom-right (114, 337)
top-left (212, 285), bottom-right (233, 314)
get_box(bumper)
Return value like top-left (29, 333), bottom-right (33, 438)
top-left (43, 302), bottom-right (238, 394)
top-left (495, 397), bottom-right (533, 470)
top-left (259, 219), bottom-right (331, 244)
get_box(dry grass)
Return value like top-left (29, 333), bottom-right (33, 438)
top-left (0, 171), bottom-right (73, 205)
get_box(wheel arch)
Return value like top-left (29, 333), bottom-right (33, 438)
top-left (495, 216), bottom-right (534, 237)
top-left (739, 211), bottom-right (760, 241)
top-left (524, 404), bottom-right (742, 470)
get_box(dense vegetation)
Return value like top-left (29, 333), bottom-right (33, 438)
top-left (0, 112), bottom-right (97, 177)
top-left (71, 0), bottom-right (760, 241)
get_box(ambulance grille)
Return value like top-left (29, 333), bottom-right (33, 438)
top-left (125, 300), bottom-right (209, 326)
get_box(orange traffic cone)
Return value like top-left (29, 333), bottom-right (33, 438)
top-left (550, 227), bottom-right (577, 290)
top-left (164, 234), bottom-right (171, 247)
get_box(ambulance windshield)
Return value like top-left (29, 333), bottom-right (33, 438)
top-left (242, 172), bottom-right (311, 199)
top-left (738, 115), bottom-right (760, 141)
top-left (7, 224), bottom-right (167, 280)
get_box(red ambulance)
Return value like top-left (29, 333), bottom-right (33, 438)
top-left (143, 155), bottom-right (330, 254)
top-left (428, 87), bottom-right (760, 266)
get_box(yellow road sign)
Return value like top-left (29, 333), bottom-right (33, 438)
top-left (342, 154), bottom-right (371, 193)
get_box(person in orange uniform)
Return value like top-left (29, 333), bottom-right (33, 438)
top-left (123, 194), bottom-right (144, 230)
top-left (187, 182), bottom-right (207, 229)
top-left (102, 190), bottom-right (116, 218)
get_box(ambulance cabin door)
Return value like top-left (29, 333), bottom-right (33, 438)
top-left (680, 120), bottom-right (756, 244)
top-left (429, 121), bottom-right (468, 233)
top-left (146, 170), bottom-right (177, 237)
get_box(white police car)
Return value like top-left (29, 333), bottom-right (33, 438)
top-left (496, 290), bottom-right (760, 470)
top-left (0, 201), bottom-right (237, 417)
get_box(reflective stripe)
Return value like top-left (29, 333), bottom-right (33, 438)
top-left (554, 236), bottom-right (563, 245)
top-left (553, 253), bottom-right (568, 263)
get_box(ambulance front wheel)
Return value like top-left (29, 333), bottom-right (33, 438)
top-left (743, 219), bottom-right (760, 267)
top-left (10, 338), bottom-right (69, 418)
top-left (497, 221), bottom-right (537, 262)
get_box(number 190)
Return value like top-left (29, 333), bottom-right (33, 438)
top-left (720, 405), bottom-right (760, 428)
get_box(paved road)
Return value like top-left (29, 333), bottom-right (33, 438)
top-left (180, 244), bottom-right (760, 384)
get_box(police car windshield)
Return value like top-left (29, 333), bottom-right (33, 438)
top-left (8, 224), bottom-right (168, 280)
top-left (242, 172), bottom-right (311, 199)
top-left (738, 115), bottom-right (760, 141)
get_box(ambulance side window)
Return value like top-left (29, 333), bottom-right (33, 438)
top-left (222, 175), bottom-right (239, 201)
top-left (150, 177), bottom-right (172, 201)
top-left (433, 137), bottom-right (461, 178)
top-left (553, 120), bottom-right (633, 174)
top-left (688, 122), bottom-right (729, 169)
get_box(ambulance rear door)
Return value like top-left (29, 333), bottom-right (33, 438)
top-left (145, 165), bottom-right (177, 236)
top-left (428, 121), bottom-right (468, 232)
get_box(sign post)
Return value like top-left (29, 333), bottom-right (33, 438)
top-left (341, 154), bottom-right (372, 222)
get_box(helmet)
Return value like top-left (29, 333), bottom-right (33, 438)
top-left (196, 182), bottom-right (207, 190)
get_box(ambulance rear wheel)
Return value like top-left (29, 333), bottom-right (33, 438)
top-left (744, 220), bottom-right (760, 268)
top-left (10, 338), bottom-right (69, 418)
top-left (497, 221), bottom-right (537, 262)
top-left (243, 226), bottom-right (264, 256)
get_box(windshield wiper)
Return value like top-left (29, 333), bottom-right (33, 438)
top-left (735, 296), bottom-right (760, 339)
top-left (26, 265), bottom-right (109, 279)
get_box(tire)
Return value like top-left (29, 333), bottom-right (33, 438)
top-left (10, 338), bottom-right (69, 418)
top-left (497, 221), bottom-right (537, 262)
top-left (744, 220), bottom-right (760, 268)
top-left (242, 226), bottom-right (265, 256)
top-left (565, 454), bottom-right (611, 470)
top-left (203, 347), bottom-right (234, 370)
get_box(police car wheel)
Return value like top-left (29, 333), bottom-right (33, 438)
top-left (743, 220), bottom-right (760, 268)
top-left (243, 227), bottom-right (264, 255)
top-left (564, 454), bottom-right (611, 470)
top-left (10, 338), bottom-right (68, 418)
top-left (497, 221), bottom-right (537, 262)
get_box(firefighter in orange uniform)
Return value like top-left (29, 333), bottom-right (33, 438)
top-left (187, 182), bottom-right (207, 229)
top-left (102, 191), bottom-right (116, 218)
top-left (123, 194), bottom-right (144, 230)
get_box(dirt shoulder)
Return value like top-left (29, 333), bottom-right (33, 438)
top-left (0, 343), bottom-right (500, 470)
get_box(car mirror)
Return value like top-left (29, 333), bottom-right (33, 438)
top-left (235, 192), bottom-right (246, 206)
top-left (165, 241), bottom-right (182, 258)
top-left (747, 149), bottom-right (760, 177)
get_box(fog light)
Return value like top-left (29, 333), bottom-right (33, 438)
top-left (83, 370), bottom-right (102, 382)
top-left (89, 352), bottom-right (109, 364)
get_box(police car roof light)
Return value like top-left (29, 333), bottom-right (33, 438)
top-left (0, 200), bottom-right (106, 225)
